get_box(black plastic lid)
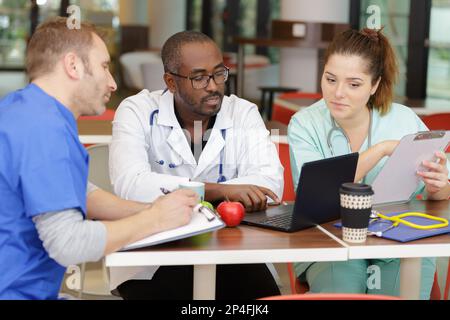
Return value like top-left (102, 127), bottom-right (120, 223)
top-left (340, 183), bottom-right (374, 196)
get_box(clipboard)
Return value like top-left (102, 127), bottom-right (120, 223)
top-left (120, 210), bottom-right (225, 251)
top-left (372, 131), bottom-right (450, 206)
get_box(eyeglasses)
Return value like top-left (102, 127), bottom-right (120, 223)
top-left (168, 67), bottom-right (229, 90)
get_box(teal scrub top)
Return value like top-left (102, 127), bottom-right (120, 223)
top-left (288, 99), bottom-right (450, 191)
top-left (288, 99), bottom-right (450, 279)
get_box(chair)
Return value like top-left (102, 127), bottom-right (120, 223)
top-left (431, 272), bottom-right (442, 300)
top-left (141, 61), bottom-right (166, 92)
top-left (286, 262), bottom-right (310, 294)
top-left (421, 113), bottom-right (450, 130)
top-left (87, 144), bottom-right (113, 193)
top-left (120, 51), bottom-right (162, 91)
top-left (286, 262), bottom-right (445, 300)
top-left (260, 293), bottom-right (401, 300)
top-left (275, 143), bottom-right (295, 202)
top-left (421, 113), bottom-right (450, 153)
top-left (272, 92), bottom-right (322, 125)
top-left (75, 144), bottom-right (113, 298)
top-left (259, 86), bottom-right (299, 120)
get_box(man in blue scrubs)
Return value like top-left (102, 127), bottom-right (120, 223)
top-left (0, 17), bottom-right (198, 300)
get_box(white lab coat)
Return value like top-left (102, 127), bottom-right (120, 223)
top-left (108, 89), bottom-right (284, 290)
top-left (110, 89), bottom-right (283, 202)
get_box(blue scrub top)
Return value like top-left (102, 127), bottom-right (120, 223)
top-left (0, 84), bottom-right (89, 300)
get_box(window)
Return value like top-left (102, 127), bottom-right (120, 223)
top-left (0, 0), bottom-right (30, 69)
top-left (0, 0), bottom-right (119, 69)
top-left (427, 0), bottom-right (450, 99)
top-left (186, 0), bottom-right (280, 62)
top-left (359, 0), bottom-right (411, 97)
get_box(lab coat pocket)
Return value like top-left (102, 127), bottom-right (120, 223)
top-left (148, 148), bottom-right (183, 172)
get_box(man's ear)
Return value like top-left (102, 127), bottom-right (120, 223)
top-left (164, 73), bottom-right (177, 93)
top-left (63, 52), bottom-right (82, 80)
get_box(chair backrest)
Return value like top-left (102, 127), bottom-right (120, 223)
top-left (86, 144), bottom-right (113, 193)
top-left (275, 143), bottom-right (296, 202)
top-left (287, 262), bottom-right (300, 294)
top-left (285, 261), bottom-right (443, 300)
top-left (421, 113), bottom-right (450, 153)
top-left (119, 51), bottom-right (161, 90)
top-left (260, 293), bottom-right (401, 300)
top-left (421, 113), bottom-right (450, 130)
top-left (286, 262), bottom-right (310, 294)
top-left (272, 92), bottom-right (322, 125)
top-left (141, 61), bottom-right (166, 92)
top-left (272, 105), bottom-right (296, 125)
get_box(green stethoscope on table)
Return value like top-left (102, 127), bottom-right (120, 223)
top-left (368, 210), bottom-right (449, 237)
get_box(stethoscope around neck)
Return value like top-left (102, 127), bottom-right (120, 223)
top-left (326, 110), bottom-right (373, 156)
top-left (327, 110), bottom-right (373, 184)
top-left (150, 109), bottom-right (228, 183)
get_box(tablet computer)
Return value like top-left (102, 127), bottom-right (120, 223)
top-left (372, 131), bottom-right (450, 206)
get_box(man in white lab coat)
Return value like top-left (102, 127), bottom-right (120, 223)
top-left (109, 31), bottom-right (284, 300)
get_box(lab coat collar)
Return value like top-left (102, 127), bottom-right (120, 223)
top-left (157, 91), bottom-right (182, 128)
top-left (166, 128), bottom-right (196, 165)
top-left (214, 95), bottom-right (234, 130)
top-left (159, 91), bottom-right (234, 170)
top-left (157, 91), bottom-right (234, 130)
top-left (157, 91), bottom-right (194, 165)
top-left (193, 127), bottom-right (226, 178)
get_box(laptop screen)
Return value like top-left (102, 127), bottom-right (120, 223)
top-left (241, 152), bottom-right (359, 232)
top-left (291, 152), bottom-right (359, 229)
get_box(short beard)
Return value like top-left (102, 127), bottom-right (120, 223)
top-left (176, 89), bottom-right (223, 118)
top-left (72, 77), bottom-right (104, 117)
top-left (177, 89), bottom-right (197, 110)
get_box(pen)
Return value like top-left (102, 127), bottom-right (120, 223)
top-left (160, 188), bottom-right (172, 195)
top-left (160, 188), bottom-right (217, 222)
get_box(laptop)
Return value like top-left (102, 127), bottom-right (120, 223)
top-left (241, 153), bottom-right (359, 232)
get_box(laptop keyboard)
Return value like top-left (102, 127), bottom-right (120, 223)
top-left (258, 213), bottom-right (292, 229)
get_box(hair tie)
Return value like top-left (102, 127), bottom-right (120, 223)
top-left (360, 28), bottom-right (381, 42)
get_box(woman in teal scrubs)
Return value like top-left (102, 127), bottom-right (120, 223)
top-left (288, 28), bottom-right (450, 299)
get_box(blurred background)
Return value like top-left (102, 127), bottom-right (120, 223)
top-left (0, 0), bottom-right (449, 108)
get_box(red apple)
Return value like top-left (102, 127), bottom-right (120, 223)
top-left (217, 201), bottom-right (245, 227)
